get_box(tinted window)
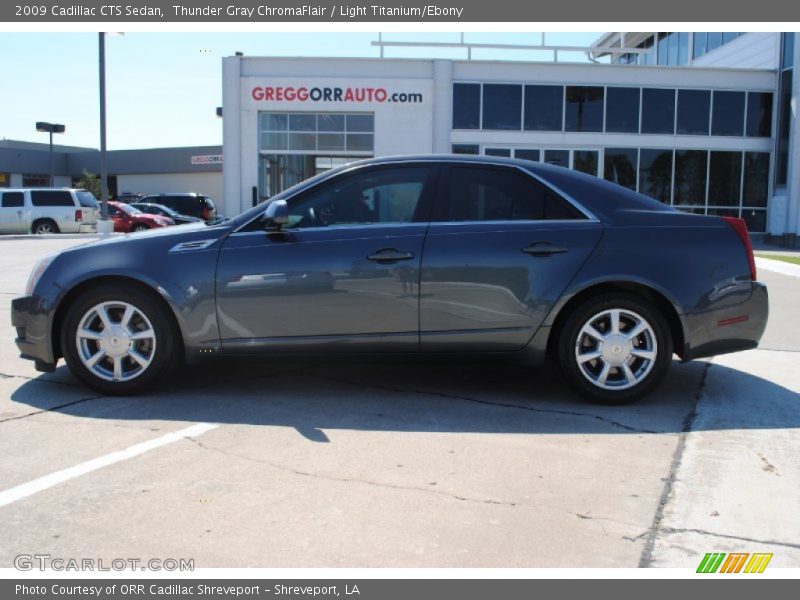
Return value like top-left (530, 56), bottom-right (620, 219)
top-left (484, 148), bottom-right (511, 157)
top-left (564, 86), bottom-right (604, 132)
top-left (708, 151), bottom-right (742, 207)
top-left (30, 191), bottom-right (74, 207)
top-left (1, 192), bottom-right (24, 208)
top-left (287, 167), bottom-right (432, 228)
top-left (76, 191), bottom-right (99, 208)
top-left (452, 83), bottom-right (480, 129)
top-left (605, 87), bottom-right (640, 133)
top-left (711, 91), bottom-right (745, 136)
top-left (452, 144), bottom-right (479, 155)
top-left (777, 70), bottom-right (793, 185)
top-left (514, 149), bottom-right (540, 162)
top-left (544, 150), bottom-right (569, 168)
top-left (482, 84), bottom-right (522, 130)
top-left (446, 167), bottom-right (581, 222)
top-left (742, 209), bottom-right (767, 233)
top-left (674, 150), bottom-right (708, 206)
top-left (572, 150), bottom-right (599, 176)
top-left (746, 92), bottom-right (773, 137)
top-left (743, 152), bottom-right (770, 207)
top-left (603, 148), bottom-right (638, 190)
top-left (641, 88), bottom-right (675, 134)
top-left (676, 89), bottom-right (710, 135)
top-left (524, 85), bottom-right (563, 131)
top-left (638, 149), bottom-right (673, 203)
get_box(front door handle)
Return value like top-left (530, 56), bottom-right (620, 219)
top-left (522, 242), bottom-right (568, 256)
top-left (366, 248), bottom-right (415, 263)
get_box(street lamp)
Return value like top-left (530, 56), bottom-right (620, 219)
top-left (97, 32), bottom-right (123, 233)
top-left (35, 121), bottom-right (65, 187)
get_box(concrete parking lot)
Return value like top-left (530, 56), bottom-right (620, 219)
top-left (0, 236), bottom-right (797, 568)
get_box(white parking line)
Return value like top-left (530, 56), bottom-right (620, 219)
top-left (756, 257), bottom-right (800, 279)
top-left (0, 422), bottom-right (219, 509)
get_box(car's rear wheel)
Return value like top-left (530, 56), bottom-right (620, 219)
top-left (32, 219), bottom-right (59, 235)
top-left (131, 223), bottom-right (149, 232)
top-left (557, 293), bottom-right (672, 404)
top-left (60, 283), bottom-right (181, 395)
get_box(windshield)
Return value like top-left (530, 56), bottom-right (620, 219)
top-left (118, 203), bottom-right (142, 215)
top-left (76, 191), bottom-right (99, 208)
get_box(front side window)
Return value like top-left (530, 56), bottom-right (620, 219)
top-left (446, 166), bottom-right (581, 222)
top-left (286, 166), bottom-right (433, 229)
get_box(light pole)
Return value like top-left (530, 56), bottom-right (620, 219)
top-left (35, 121), bottom-right (65, 187)
top-left (98, 32), bottom-right (110, 229)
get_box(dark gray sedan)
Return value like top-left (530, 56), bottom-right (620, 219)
top-left (11, 156), bottom-right (768, 403)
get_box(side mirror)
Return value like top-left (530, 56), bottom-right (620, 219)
top-left (262, 199), bottom-right (289, 231)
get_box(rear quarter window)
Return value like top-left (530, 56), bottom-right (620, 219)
top-left (31, 191), bottom-right (75, 207)
top-left (76, 192), bottom-right (99, 208)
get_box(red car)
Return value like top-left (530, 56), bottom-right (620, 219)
top-left (107, 201), bottom-right (173, 232)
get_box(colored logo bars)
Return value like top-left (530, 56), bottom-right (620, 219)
top-left (697, 552), bottom-right (773, 573)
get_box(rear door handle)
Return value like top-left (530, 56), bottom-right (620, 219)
top-left (367, 248), bottom-right (415, 263)
top-left (522, 242), bottom-right (568, 256)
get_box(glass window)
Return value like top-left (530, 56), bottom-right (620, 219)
top-left (674, 150), bottom-right (708, 206)
top-left (544, 149), bottom-right (569, 168)
top-left (446, 167), bottom-right (581, 222)
top-left (1, 192), bottom-right (24, 208)
top-left (742, 209), bottom-right (767, 233)
top-left (482, 84), bottom-right (522, 130)
top-left (657, 33), bottom-right (668, 65)
top-left (783, 32), bottom-right (795, 69)
top-left (676, 89), bottom-right (710, 135)
top-left (707, 32), bottom-right (723, 53)
top-left (678, 32), bottom-right (689, 65)
top-left (453, 83), bottom-right (480, 129)
top-left (260, 113), bottom-right (287, 131)
top-left (564, 86), bottom-right (604, 132)
top-left (287, 167), bottom-right (433, 228)
top-left (708, 151), bottom-right (743, 207)
top-left (523, 85), bottom-right (563, 131)
top-left (605, 87), bottom-right (640, 133)
top-left (288, 113), bottom-right (316, 132)
top-left (572, 150), bottom-right (599, 176)
top-left (711, 91), bottom-right (745, 136)
top-left (318, 133), bottom-right (345, 151)
top-left (484, 148), bottom-right (511, 157)
top-left (261, 132), bottom-right (287, 150)
top-left (722, 32), bottom-right (739, 44)
top-left (776, 70), bottom-right (793, 185)
top-left (30, 191), bottom-right (74, 207)
top-left (452, 144), bottom-right (479, 155)
top-left (260, 112), bottom-right (373, 153)
top-left (514, 149), bottom-right (540, 162)
top-left (603, 148), bottom-right (638, 191)
top-left (346, 114), bottom-right (374, 132)
top-left (693, 32), bottom-right (707, 59)
top-left (638, 149), bottom-right (673, 203)
top-left (743, 152), bottom-right (770, 207)
top-left (318, 113), bottom-right (345, 132)
top-left (22, 174), bottom-right (48, 187)
top-left (345, 134), bottom-right (373, 152)
top-left (667, 32), bottom-right (679, 66)
top-left (641, 88), bottom-right (675, 134)
top-left (288, 133), bottom-right (316, 151)
top-left (76, 191), bottom-right (99, 208)
top-left (746, 92), bottom-right (773, 137)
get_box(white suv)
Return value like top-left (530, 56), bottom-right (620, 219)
top-left (0, 188), bottom-right (99, 234)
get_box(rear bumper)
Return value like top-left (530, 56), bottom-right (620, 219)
top-left (11, 295), bottom-right (56, 370)
top-left (78, 223), bottom-right (97, 233)
top-left (682, 281), bottom-right (768, 361)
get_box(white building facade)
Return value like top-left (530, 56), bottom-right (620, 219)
top-left (222, 32), bottom-right (798, 243)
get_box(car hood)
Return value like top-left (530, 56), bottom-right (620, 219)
top-left (59, 221), bottom-right (227, 254)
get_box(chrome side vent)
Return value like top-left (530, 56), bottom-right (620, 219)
top-left (169, 239), bottom-right (217, 253)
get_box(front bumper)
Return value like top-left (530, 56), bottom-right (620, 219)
top-left (11, 295), bottom-right (56, 371)
top-left (683, 281), bottom-right (769, 361)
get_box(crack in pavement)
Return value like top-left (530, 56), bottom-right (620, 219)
top-left (310, 373), bottom-right (661, 434)
top-left (0, 394), bottom-right (105, 424)
top-left (187, 436), bottom-right (518, 508)
top-left (638, 361), bottom-right (710, 567)
top-left (659, 527), bottom-right (800, 550)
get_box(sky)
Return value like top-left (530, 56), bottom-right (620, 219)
top-left (0, 32), bottom-right (601, 150)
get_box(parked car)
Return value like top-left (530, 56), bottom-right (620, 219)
top-left (116, 192), bottom-right (147, 204)
top-left (106, 201), bottom-right (173, 232)
top-left (12, 156), bottom-right (768, 402)
top-left (0, 188), bottom-right (99, 234)
top-left (138, 193), bottom-right (217, 222)
top-left (129, 202), bottom-right (204, 225)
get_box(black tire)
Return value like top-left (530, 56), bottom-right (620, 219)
top-left (32, 219), bottom-right (59, 235)
top-left (131, 224), bottom-right (149, 232)
top-left (60, 283), bottom-right (182, 395)
top-left (557, 293), bottom-right (673, 404)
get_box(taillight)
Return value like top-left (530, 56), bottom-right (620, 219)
top-left (722, 216), bottom-right (756, 281)
top-left (202, 206), bottom-right (211, 221)
top-left (75, 209), bottom-right (83, 222)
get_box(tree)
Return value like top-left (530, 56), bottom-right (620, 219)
top-left (72, 169), bottom-right (103, 199)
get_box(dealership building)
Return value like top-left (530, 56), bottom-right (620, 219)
top-left (221, 32), bottom-right (798, 243)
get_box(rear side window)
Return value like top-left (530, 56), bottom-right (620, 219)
top-left (445, 167), bottom-right (583, 222)
top-left (1, 192), bottom-right (24, 208)
top-left (76, 192), bottom-right (99, 208)
top-left (31, 191), bottom-right (74, 207)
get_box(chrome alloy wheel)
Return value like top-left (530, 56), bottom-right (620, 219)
top-left (574, 308), bottom-right (657, 391)
top-left (75, 301), bottom-right (157, 382)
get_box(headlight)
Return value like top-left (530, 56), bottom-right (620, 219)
top-left (25, 254), bottom-right (57, 296)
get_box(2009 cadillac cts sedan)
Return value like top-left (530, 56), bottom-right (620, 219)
top-left (12, 156), bottom-right (768, 403)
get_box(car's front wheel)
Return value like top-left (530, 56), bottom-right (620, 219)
top-left (557, 293), bottom-right (672, 404)
top-left (60, 283), bottom-right (181, 395)
top-left (131, 223), bottom-right (149, 232)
